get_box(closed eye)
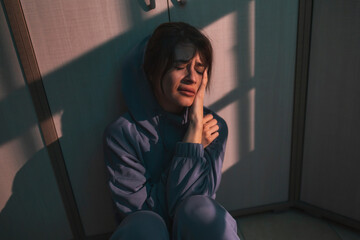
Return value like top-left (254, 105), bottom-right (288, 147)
top-left (175, 66), bottom-right (186, 70)
top-left (195, 66), bottom-right (205, 75)
top-left (173, 61), bottom-right (205, 74)
top-left (174, 59), bottom-right (189, 70)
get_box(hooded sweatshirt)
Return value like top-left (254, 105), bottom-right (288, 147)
top-left (103, 37), bottom-right (228, 227)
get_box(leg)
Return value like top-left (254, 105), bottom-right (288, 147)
top-left (110, 210), bottom-right (170, 240)
top-left (172, 195), bottom-right (240, 240)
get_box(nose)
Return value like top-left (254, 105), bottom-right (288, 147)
top-left (184, 65), bottom-right (196, 84)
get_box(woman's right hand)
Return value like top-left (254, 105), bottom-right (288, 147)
top-left (183, 69), bottom-right (208, 144)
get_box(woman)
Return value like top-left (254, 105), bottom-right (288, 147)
top-left (104, 22), bottom-right (240, 240)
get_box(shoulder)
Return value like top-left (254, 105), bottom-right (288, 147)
top-left (103, 112), bottom-right (150, 160)
top-left (103, 112), bottom-right (138, 147)
top-left (203, 107), bottom-right (228, 141)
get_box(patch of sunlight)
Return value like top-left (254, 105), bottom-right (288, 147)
top-left (204, 11), bottom-right (238, 106)
top-left (248, 88), bottom-right (255, 152)
top-left (39, 110), bottom-right (64, 146)
top-left (52, 109), bottom-right (64, 139)
top-left (249, 0), bottom-right (256, 78)
top-left (21, 0), bottom-right (169, 75)
top-left (220, 100), bottom-right (240, 173)
top-left (220, 87), bottom-right (255, 173)
top-left (201, 11), bottom-right (242, 173)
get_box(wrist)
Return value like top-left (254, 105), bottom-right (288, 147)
top-left (183, 123), bottom-right (202, 144)
top-left (189, 119), bottom-right (203, 129)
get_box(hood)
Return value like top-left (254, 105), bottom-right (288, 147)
top-left (121, 37), bottom-right (189, 143)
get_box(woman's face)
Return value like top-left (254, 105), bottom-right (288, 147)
top-left (154, 44), bottom-right (206, 113)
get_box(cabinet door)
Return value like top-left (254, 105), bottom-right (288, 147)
top-left (19, 0), bottom-right (169, 236)
top-left (301, 0), bottom-right (360, 221)
top-left (169, 0), bottom-right (298, 211)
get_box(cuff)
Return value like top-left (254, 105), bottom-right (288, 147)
top-left (175, 142), bottom-right (204, 158)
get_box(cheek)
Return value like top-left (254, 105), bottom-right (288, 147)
top-left (195, 76), bottom-right (203, 91)
top-left (164, 72), bottom-right (182, 91)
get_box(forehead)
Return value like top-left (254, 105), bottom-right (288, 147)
top-left (174, 44), bottom-right (202, 63)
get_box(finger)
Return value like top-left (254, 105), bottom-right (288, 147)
top-left (204, 118), bottom-right (218, 128)
top-left (208, 131), bottom-right (219, 143)
top-left (202, 68), bottom-right (208, 87)
top-left (204, 126), bottom-right (219, 139)
top-left (203, 114), bottom-right (213, 124)
top-left (208, 124), bottom-right (219, 134)
top-left (199, 68), bottom-right (208, 92)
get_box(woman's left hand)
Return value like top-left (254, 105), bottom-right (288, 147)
top-left (202, 114), bottom-right (219, 148)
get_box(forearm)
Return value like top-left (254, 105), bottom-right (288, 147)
top-left (182, 121), bottom-right (202, 144)
top-left (167, 114), bottom-right (228, 217)
top-left (166, 143), bottom-right (224, 217)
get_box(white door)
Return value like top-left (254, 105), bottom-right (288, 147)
top-left (169, 0), bottom-right (299, 211)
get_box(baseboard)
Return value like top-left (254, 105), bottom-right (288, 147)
top-left (294, 201), bottom-right (360, 231)
top-left (229, 201), bottom-right (293, 218)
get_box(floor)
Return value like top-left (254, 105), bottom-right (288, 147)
top-left (235, 209), bottom-right (360, 240)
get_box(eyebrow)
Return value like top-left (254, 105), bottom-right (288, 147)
top-left (174, 59), bottom-right (205, 67)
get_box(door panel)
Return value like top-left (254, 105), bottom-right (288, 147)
top-left (19, 0), bottom-right (169, 235)
top-left (169, 0), bottom-right (298, 210)
top-left (301, 0), bottom-right (360, 221)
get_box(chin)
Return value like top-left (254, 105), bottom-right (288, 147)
top-left (177, 97), bottom-right (194, 107)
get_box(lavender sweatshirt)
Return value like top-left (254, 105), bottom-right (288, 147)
top-left (103, 38), bottom-right (228, 226)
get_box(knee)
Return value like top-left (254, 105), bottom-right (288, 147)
top-left (174, 195), bottom-right (226, 227)
top-left (122, 210), bottom-right (168, 232)
top-left (173, 196), bottom-right (239, 240)
top-left (126, 210), bottom-right (165, 226)
top-left (111, 210), bottom-right (169, 240)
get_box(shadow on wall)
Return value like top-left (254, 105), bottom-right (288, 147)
top-left (0, 0), bottom-right (296, 237)
top-left (0, 148), bottom-right (74, 239)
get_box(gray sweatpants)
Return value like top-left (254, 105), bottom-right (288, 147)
top-left (110, 195), bottom-right (240, 240)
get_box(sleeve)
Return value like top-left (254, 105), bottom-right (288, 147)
top-left (103, 124), bottom-right (168, 221)
top-left (166, 116), bottom-right (228, 217)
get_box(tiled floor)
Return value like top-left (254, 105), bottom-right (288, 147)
top-left (236, 209), bottom-right (360, 240)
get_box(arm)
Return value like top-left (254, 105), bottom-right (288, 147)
top-left (183, 69), bottom-right (219, 148)
top-left (182, 68), bottom-right (208, 145)
top-left (166, 69), bottom-right (229, 217)
top-left (166, 116), bottom-right (228, 217)
top-left (103, 122), bottom-right (168, 221)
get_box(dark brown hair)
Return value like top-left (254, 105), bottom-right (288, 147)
top-left (144, 22), bottom-right (213, 91)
